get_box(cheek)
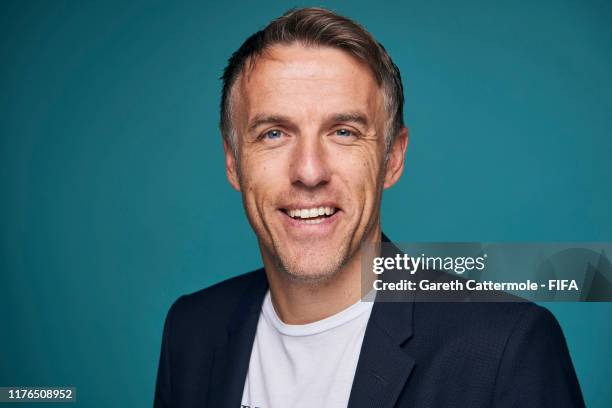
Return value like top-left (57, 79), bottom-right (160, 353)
top-left (240, 153), bottom-right (287, 203)
top-left (333, 147), bottom-right (383, 194)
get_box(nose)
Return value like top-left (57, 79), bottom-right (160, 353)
top-left (289, 134), bottom-right (331, 188)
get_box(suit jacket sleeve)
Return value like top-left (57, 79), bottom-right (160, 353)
top-left (492, 305), bottom-right (585, 407)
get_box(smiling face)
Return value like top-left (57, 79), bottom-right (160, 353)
top-left (225, 43), bottom-right (405, 282)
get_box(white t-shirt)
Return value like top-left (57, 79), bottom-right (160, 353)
top-left (240, 290), bottom-right (374, 408)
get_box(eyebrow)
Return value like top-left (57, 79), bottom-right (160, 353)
top-left (247, 114), bottom-right (293, 133)
top-left (328, 111), bottom-right (369, 127)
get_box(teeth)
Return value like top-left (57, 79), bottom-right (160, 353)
top-left (287, 206), bottom-right (336, 219)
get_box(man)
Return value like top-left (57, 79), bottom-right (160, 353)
top-left (154, 7), bottom-right (584, 408)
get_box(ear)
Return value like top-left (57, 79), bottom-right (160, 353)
top-left (223, 139), bottom-right (241, 191)
top-left (383, 126), bottom-right (409, 189)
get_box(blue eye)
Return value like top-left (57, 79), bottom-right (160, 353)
top-left (264, 129), bottom-right (283, 139)
top-left (335, 128), bottom-right (354, 137)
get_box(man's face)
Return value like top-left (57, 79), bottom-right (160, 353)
top-left (225, 44), bottom-right (405, 281)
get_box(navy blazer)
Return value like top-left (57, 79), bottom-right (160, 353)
top-left (154, 237), bottom-right (585, 408)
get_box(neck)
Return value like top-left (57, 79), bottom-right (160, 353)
top-left (262, 225), bottom-right (381, 324)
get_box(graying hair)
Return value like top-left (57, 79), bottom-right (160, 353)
top-left (220, 7), bottom-right (405, 155)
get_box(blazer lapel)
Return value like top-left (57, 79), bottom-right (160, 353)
top-left (347, 300), bottom-right (415, 408)
top-left (206, 269), bottom-right (268, 408)
top-left (348, 233), bottom-right (417, 408)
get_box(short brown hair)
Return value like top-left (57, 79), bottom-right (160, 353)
top-left (220, 7), bottom-right (405, 154)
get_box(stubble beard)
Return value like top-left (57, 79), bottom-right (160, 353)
top-left (271, 238), bottom-right (353, 285)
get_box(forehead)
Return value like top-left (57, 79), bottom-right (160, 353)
top-left (234, 44), bottom-right (384, 126)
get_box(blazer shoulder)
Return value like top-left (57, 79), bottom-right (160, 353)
top-left (460, 300), bottom-right (557, 333)
top-left (491, 303), bottom-right (585, 406)
top-left (166, 268), bottom-right (267, 329)
top-left (414, 299), bottom-right (559, 348)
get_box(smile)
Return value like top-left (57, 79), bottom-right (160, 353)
top-left (280, 206), bottom-right (340, 225)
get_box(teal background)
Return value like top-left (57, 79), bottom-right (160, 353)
top-left (1, 0), bottom-right (610, 406)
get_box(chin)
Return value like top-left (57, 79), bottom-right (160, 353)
top-left (275, 248), bottom-right (348, 284)
top-left (281, 264), bottom-right (341, 284)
